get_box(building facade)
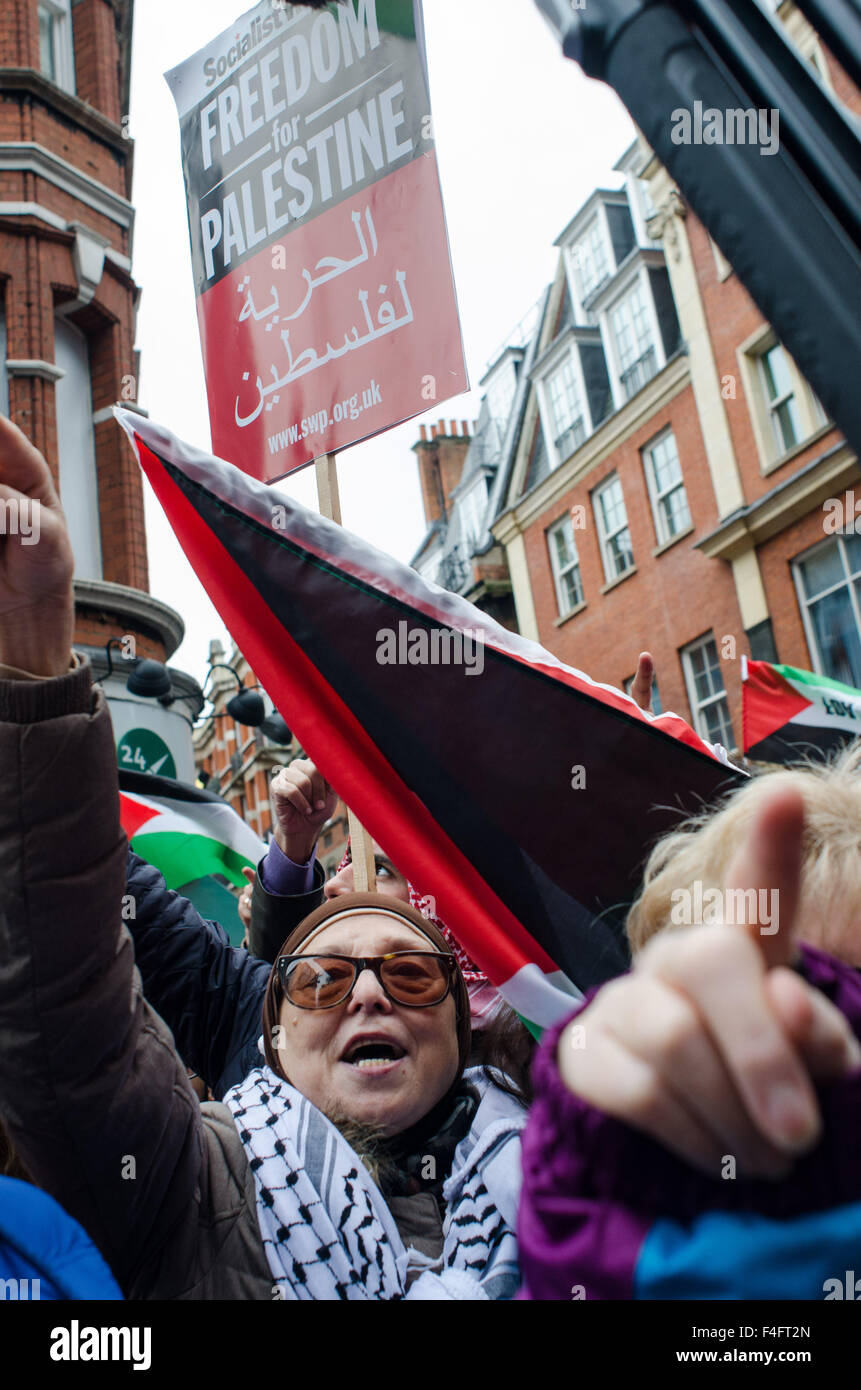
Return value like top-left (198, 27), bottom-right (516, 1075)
top-left (417, 1), bottom-right (861, 757)
top-left (194, 639), bottom-right (349, 876)
top-left (412, 414), bottom-right (520, 624)
top-left (0, 0), bottom-right (203, 775)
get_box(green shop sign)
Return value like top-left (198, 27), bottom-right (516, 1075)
top-left (117, 728), bottom-right (177, 779)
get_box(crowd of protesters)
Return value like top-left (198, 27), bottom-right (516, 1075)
top-left (1, 411), bottom-right (860, 1300)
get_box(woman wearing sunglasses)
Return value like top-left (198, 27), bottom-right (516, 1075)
top-left (228, 892), bottom-right (526, 1298)
top-left (0, 408), bottom-right (525, 1299)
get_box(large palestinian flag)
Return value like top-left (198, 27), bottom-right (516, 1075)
top-left (743, 656), bottom-right (861, 762)
top-left (116, 409), bottom-right (741, 1029)
top-left (119, 769), bottom-right (265, 890)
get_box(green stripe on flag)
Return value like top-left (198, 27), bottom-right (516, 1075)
top-left (776, 663), bottom-right (861, 699)
top-left (130, 830), bottom-right (254, 891)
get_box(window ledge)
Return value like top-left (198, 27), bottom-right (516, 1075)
top-left (761, 422), bottom-right (834, 477)
top-left (600, 565), bottom-right (637, 595)
top-left (554, 600), bottom-right (587, 628)
top-left (652, 524), bottom-right (695, 558)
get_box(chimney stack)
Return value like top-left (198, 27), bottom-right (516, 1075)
top-left (412, 414), bottom-right (472, 528)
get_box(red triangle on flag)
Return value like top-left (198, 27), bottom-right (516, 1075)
top-left (119, 793), bottom-right (160, 841)
top-left (743, 660), bottom-right (812, 753)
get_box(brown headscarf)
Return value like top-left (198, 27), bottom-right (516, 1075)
top-left (261, 892), bottom-right (472, 1080)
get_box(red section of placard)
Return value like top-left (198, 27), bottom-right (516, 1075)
top-left (197, 154), bottom-right (466, 480)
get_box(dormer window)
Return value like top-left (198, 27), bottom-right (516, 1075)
top-left (459, 478), bottom-right (488, 550)
top-left (573, 217), bottom-right (611, 300)
top-left (486, 365), bottom-right (517, 428)
top-left (609, 278), bottom-right (658, 400)
top-left (480, 347), bottom-right (523, 447)
top-left (546, 355), bottom-right (586, 460)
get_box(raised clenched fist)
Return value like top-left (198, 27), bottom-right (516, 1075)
top-left (0, 415), bottom-right (75, 676)
top-left (270, 757), bottom-right (338, 864)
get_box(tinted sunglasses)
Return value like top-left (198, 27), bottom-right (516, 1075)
top-left (277, 951), bottom-right (457, 1010)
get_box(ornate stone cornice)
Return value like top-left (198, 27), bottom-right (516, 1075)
top-left (646, 188), bottom-right (687, 263)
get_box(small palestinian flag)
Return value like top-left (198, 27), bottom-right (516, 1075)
top-left (119, 769), bottom-right (265, 890)
top-left (115, 408), bottom-right (741, 1030)
top-left (742, 656), bottom-right (861, 762)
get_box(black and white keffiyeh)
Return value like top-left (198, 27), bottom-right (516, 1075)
top-left (224, 1066), bottom-right (525, 1300)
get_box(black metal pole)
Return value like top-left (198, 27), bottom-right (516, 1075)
top-left (793, 0), bottom-right (861, 92)
top-left (690, 0), bottom-right (861, 248)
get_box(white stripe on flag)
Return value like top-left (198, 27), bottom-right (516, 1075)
top-left (499, 964), bottom-right (584, 1029)
top-left (125, 794), bottom-right (266, 862)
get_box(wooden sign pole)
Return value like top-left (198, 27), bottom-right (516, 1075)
top-left (314, 451), bottom-right (378, 894)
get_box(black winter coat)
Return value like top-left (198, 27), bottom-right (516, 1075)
top-left (125, 850), bottom-right (325, 1098)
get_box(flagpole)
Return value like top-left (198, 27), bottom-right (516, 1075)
top-left (314, 451), bottom-right (378, 894)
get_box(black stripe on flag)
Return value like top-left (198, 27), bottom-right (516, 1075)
top-left (158, 455), bottom-right (741, 991)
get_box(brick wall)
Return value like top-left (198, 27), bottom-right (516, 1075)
top-left (522, 383), bottom-right (747, 740)
top-left (74, 610), bottom-right (166, 661)
top-left (71, 0), bottom-right (123, 125)
top-left (1, 0), bottom-right (146, 597)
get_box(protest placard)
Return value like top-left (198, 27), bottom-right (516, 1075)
top-left (166, 0), bottom-right (467, 480)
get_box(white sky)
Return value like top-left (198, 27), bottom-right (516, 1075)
top-left (129, 0), bottom-right (635, 685)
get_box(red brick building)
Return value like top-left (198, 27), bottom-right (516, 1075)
top-left (194, 639), bottom-right (349, 877)
top-left (0, 0), bottom-right (203, 774)
top-left (422, 2), bottom-right (861, 758)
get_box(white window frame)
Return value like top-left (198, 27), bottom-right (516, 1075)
top-left (571, 213), bottom-right (612, 303)
top-left (604, 269), bottom-right (662, 406)
top-left (681, 633), bottom-right (734, 748)
top-left (792, 535), bottom-right (861, 689)
top-left (547, 515), bottom-right (584, 617)
top-left (642, 428), bottom-right (691, 546)
top-left (458, 478), bottom-right (488, 551)
top-left (757, 342), bottom-right (804, 456)
top-left (545, 355), bottom-right (586, 460)
top-left (38, 0), bottom-right (75, 95)
top-left (593, 473), bottom-right (634, 582)
top-left (737, 325), bottom-right (828, 472)
top-left (485, 361), bottom-right (517, 428)
top-left (534, 339), bottom-right (594, 472)
top-left (54, 316), bottom-right (101, 580)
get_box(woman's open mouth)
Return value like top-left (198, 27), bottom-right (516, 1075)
top-left (341, 1039), bottom-right (407, 1072)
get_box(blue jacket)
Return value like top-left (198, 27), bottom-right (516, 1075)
top-left (0, 1177), bottom-right (122, 1299)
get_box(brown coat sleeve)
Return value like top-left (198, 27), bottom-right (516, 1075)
top-left (0, 662), bottom-right (206, 1293)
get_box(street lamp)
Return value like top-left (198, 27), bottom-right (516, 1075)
top-left (203, 663), bottom-right (266, 728)
top-left (103, 639), bottom-right (175, 705)
top-left (259, 711), bottom-right (292, 744)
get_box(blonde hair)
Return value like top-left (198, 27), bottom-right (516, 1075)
top-left (626, 740), bottom-right (861, 958)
